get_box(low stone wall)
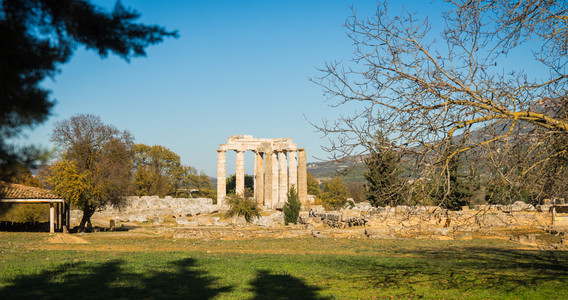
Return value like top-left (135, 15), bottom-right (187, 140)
top-left (71, 196), bottom-right (217, 224)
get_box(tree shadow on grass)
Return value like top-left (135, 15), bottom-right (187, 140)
top-left (356, 246), bottom-right (568, 297)
top-left (1, 258), bottom-right (233, 299)
top-left (249, 269), bottom-right (332, 300)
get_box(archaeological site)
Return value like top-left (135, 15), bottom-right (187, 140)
top-left (64, 135), bottom-right (568, 249)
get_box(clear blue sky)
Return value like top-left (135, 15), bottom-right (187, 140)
top-left (19, 0), bottom-right (447, 176)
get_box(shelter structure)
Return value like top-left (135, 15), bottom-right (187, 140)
top-left (217, 135), bottom-right (307, 208)
top-left (0, 181), bottom-right (69, 233)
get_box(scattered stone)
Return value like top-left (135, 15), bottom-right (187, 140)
top-left (175, 217), bottom-right (190, 225)
top-left (193, 216), bottom-right (215, 226)
top-left (312, 231), bottom-right (326, 238)
top-left (230, 215), bottom-right (247, 226)
top-left (129, 215), bottom-right (148, 223)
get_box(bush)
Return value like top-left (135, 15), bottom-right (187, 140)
top-left (283, 185), bottom-right (301, 225)
top-left (225, 194), bottom-right (260, 222)
top-left (321, 177), bottom-right (348, 210)
top-left (0, 204), bottom-right (48, 223)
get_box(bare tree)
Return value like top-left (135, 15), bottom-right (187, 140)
top-left (313, 0), bottom-right (567, 201)
top-left (47, 114), bottom-right (133, 231)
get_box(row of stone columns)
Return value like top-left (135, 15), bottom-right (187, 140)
top-left (216, 149), bottom-right (307, 208)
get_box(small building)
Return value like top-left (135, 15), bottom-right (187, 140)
top-left (0, 181), bottom-right (69, 233)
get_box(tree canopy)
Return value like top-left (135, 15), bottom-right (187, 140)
top-left (132, 144), bottom-right (213, 198)
top-left (0, 0), bottom-right (177, 180)
top-left (321, 177), bottom-right (348, 210)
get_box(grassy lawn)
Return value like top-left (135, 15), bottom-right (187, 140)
top-left (1, 231), bottom-right (567, 299)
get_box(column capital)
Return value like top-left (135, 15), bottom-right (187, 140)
top-left (217, 149), bottom-right (226, 153)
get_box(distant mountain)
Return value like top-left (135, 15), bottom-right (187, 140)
top-left (307, 158), bottom-right (368, 183)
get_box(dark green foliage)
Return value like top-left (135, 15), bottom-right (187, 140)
top-left (0, 0), bottom-right (177, 181)
top-left (225, 174), bottom-right (254, 196)
top-left (283, 185), bottom-right (301, 225)
top-left (364, 142), bottom-right (403, 207)
top-left (225, 194), bottom-right (260, 222)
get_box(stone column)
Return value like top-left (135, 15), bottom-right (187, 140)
top-left (236, 150), bottom-right (245, 196)
top-left (278, 151), bottom-right (288, 203)
top-left (271, 151), bottom-right (279, 207)
top-left (288, 150), bottom-right (298, 192)
top-left (254, 151), bottom-right (264, 205)
top-left (217, 150), bottom-right (226, 206)
top-left (298, 149), bottom-right (308, 204)
top-left (264, 152), bottom-right (273, 208)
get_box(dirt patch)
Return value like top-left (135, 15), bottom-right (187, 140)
top-left (47, 234), bottom-right (89, 244)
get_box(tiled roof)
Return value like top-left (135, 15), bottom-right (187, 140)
top-left (0, 181), bottom-right (60, 199)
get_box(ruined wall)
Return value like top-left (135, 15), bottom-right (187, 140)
top-left (71, 196), bottom-right (216, 223)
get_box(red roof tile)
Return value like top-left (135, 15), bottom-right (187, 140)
top-left (0, 181), bottom-right (60, 199)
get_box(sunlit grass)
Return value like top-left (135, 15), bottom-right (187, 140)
top-left (1, 232), bottom-right (567, 299)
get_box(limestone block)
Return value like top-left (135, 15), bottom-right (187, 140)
top-left (341, 209), bottom-right (361, 221)
top-left (193, 216), bottom-right (215, 226)
top-left (312, 231), bottom-right (327, 238)
top-left (175, 217), bottom-right (190, 225)
top-left (252, 211), bottom-right (284, 227)
top-left (273, 202), bottom-right (284, 210)
top-left (475, 214), bottom-right (507, 227)
top-left (129, 215), bottom-right (148, 223)
top-left (230, 215), bottom-right (247, 226)
top-left (306, 195), bottom-right (315, 204)
top-left (537, 204), bottom-right (552, 212)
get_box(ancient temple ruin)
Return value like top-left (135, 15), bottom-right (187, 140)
top-left (217, 135), bottom-right (307, 208)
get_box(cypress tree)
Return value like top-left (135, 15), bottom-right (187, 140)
top-left (364, 143), bottom-right (402, 207)
top-left (283, 185), bottom-right (302, 225)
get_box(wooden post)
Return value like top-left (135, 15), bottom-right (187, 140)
top-left (66, 203), bottom-right (71, 231)
top-left (49, 203), bottom-right (55, 233)
top-left (56, 203), bottom-right (61, 231)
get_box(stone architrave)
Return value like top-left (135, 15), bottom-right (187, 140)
top-left (236, 150), bottom-right (245, 196)
top-left (278, 151), bottom-right (288, 203)
top-left (288, 150), bottom-right (298, 191)
top-left (298, 149), bottom-right (308, 204)
top-left (216, 150), bottom-right (226, 206)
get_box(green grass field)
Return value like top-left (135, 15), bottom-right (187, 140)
top-left (1, 231), bottom-right (567, 299)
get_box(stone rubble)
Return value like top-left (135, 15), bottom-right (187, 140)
top-left (73, 196), bottom-right (568, 247)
